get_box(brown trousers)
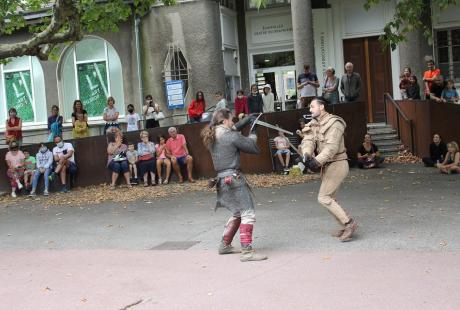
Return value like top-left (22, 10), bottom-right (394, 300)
top-left (317, 160), bottom-right (350, 225)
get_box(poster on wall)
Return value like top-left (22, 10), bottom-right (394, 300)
top-left (4, 70), bottom-right (34, 122)
top-left (77, 61), bottom-right (109, 117)
top-left (165, 80), bottom-right (184, 109)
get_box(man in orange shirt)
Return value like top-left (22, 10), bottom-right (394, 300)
top-left (166, 127), bottom-right (195, 183)
top-left (423, 59), bottom-right (441, 99)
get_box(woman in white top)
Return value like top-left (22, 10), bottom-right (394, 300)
top-left (262, 84), bottom-right (275, 113)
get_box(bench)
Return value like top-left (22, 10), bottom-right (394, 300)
top-left (268, 135), bottom-right (301, 172)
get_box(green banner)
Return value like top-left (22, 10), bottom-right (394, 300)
top-left (77, 61), bottom-right (109, 117)
top-left (4, 70), bottom-right (34, 122)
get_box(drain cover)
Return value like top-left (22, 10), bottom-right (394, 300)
top-left (150, 241), bottom-right (200, 250)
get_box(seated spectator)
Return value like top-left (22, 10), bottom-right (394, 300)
top-left (23, 150), bottom-right (36, 190)
top-left (47, 105), bottom-right (63, 142)
top-left (107, 131), bottom-right (131, 189)
top-left (137, 130), bottom-right (157, 186)
top-left (441, 79), bottom-right (459, 104)
top-left (214, 91), bottom-right (227, 110)
top-left (357, 134), bottom-right (384, 169)
top-left (73, 112), bottom-right (89, 138)
top-left (234, 90), bottom-right (249, 118)
top-left (423, 58), bottom-right (441, 99)
top-left (188, 91), bottom-right (206, 123)
top-left (29, 143), bottom-right (53, 196)
top-left (406, 75), bottom-right (421, 100)
top-left (156, 135), bottom-right (171, 185)
top-left (429, 75), bottom-right (446, 103)
top-left (166, 127), bottom-right (195, 183)
top-left (437, 141), bottom-right (460, 174)
top-left (422, 134), bottom-right (447, 167)
top-left (5, 141), bottom-right (25, 197)
top-left (51, 136), bottom-right (77, 193)
top-left (399, 67), bottom-right (412, 99)
top-left (103, 96), bottom-right (120, 133)
top-left (126, 143), bottom-right (138, 184)
top-left (274, 130), bottom-right (291, 174)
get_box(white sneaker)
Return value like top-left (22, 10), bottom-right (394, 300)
top-left (158, 178), bottom-right (163, 185)
top-left (11, 191), bottom-right (17, 198)
top-left (29, 191), bottom-right (36, 197)
top-left (43, 189), bottom-right (49, 196)
top-left (16, 180), bottom-right (23, 189)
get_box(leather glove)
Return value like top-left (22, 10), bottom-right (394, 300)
top-left (234, 114), bottom-right (254, 131)
top-left (306, 157), bottom-right (321, 171)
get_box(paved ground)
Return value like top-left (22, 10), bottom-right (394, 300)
top-left (0, 164), bottom-right (459, 309)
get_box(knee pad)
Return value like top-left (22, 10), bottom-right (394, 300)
top-left (241, 209), bottom-right (256, 224)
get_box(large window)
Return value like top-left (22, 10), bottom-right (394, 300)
top-left (58, 37), bottom-right (124, 120)
top-left (0, 56), bottom-right (47, 126)
top-left (436, 28), bottom-right (460, 82)
top-left (247, 0), bottom-right (291, 10)
top-left (252, 51), bottom-right (295, 69)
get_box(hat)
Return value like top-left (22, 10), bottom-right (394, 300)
top-left (263, 84), bottom-right (271, 90)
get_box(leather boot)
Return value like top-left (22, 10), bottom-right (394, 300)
top-left (218, 242), bottom-right (240, 255)
top-left (331, 228), bottom-right (345, 238)
top-left (218, 217), bottom-right (241, 254)
top-left (240, 246), bottom-right (268, 262)
top-left (339, 219), bottom-right (358, 242)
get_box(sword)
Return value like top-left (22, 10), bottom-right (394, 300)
top-left (250, 114), bottom-right (294, 136)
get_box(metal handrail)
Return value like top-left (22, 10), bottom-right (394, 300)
top-left (383, 93), bottom-right (415, 153)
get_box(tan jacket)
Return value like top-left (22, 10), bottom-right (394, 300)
top-left (300, 112), bottom-right (348, 165)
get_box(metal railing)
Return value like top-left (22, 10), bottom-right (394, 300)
top-left (383, 93), bottom-right (415, 153)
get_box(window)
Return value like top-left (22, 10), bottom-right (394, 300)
top-left (220, 0), bottom-right (236, 10)
top-left (252, 51), bottom-right (295, 69)
top-left (247, 0), bottom-right (291, 10)
top-left (0, 56), bottom-right (47, 126)
top-left (58, 37), bottom-right (124, 121)
top-left (163, 44), bottom-right (190, 95)
top-left (436, 28), bottom-right (460, 82)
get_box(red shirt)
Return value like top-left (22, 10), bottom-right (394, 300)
top-left (166, 134), bottom-right (187, 157)
top-left (423, 69), bottom-right (441, 94)
top-left (188, 100), bottom-right (205, 118)
top-left (6, 117), bottom-right (22, 140)
top-left (234, 96), bottom-right (249, 116)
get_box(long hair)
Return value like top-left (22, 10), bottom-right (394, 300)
top-left (447, 141), bottom-right (459, 153)
top-left (201, 108), bottom-right (232, 147)
top-left (73, 100), bottom-right (83, 114)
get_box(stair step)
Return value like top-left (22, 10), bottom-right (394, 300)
top-left (366, 122), bottom-right (389, 129)
top-left (374, 140), bottom-right (401, 147)
top-left (368, 128), bottom-right (397, 135)
top-left (370, 134), bottom-right (399, 141)
top-left (382, 152), bottom-right (400, 157)
top-left (378, 146), bottom-right (401, 153)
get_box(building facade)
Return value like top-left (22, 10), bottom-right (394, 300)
top-left (0, 0), bottom-right (459, 145)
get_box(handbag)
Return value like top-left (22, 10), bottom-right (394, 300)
top-left (154, 111), bottom-right (165, 121)
top-left (138, 154), bottom-right (153, 161)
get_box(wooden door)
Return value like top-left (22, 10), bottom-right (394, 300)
top-left (343, 36), bottom-right (393, 123)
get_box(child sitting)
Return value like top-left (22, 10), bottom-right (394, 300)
top-left (23, 150), bottom-right (36, 190)
top-left (274, 130), bottom-right (291, 174)
top-left (73, 113), bottom-right (89, 138)
top-left (126, 143), bottom-right (138, 184)
top-left (437, 141), bottom-right (460, 174)
top-left (155, 135), bottom-right (171, 184)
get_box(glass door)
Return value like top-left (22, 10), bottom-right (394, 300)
top-left (254, 66), bottom-right (296, 111)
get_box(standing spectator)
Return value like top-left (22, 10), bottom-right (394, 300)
top-left (429, 75), bottom-right (446, 103)
top-left (126, 143), bottom-right (138, 184)
top-left (423, 58), bottom-right (441, 99)
top-left (423, 134), bottom-right (447, 167)
top-left (297, 64), bottom-right (319, 108)
top-left (51, 136), bottom-right (77, 193)
top-left (143, 95), bottom-right (162, 129)
top-left (23, 150), bottom-right (36, 190)
top-left (188, 91), bottom-right (206, 123)
top-left (5, 108), bottom-right (22, 145)
top-left (214, 91), bottom-right (227, 110)
top-left (156, 135), bottom-right (171, 185)
top-left (340, 62), bottom-right (362, 102)
top-left (71, 100), bottom-right (88, 127)
top-left (106, 131), bottom-right (131, 189)
top-left (357, 134), bottom-right (384, 169)
top-left (441, 80), bottom-right (459, 103)
top-left (234, 90), bottom-right (249, 118)
top-left (5, 141), bottom-right (24, 197)
top-left (274, 130), bottom-right (291, 174)
top-left (322, 67), bottom-right (339, 105)
top-left (126, 104), bottom-right (141, 132)
top-left (262, 84), bottom-right (275, 113)
top-left (437, 141), bottom-right (460, 174)
top-left (72, 113), bottom-right (89, 139)
top-left (29, 143), bottom-right (53, 196)
top-left (47, 105), bottom-right (63, 142)
top-left (406, 75), bottom-right (421, 100)
top-left (103, 96), bottom-right (119, 133)
top-left (399, 67), bottom-right (413, 99)
top-left (247, 84), bottom-right (264, 113)
top-left (166, 127), bottom-right (195, 183)
top-left (137, 130), bottom-right (157, 186)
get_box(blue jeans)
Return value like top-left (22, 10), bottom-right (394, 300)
top-left (32, 168), bottom-right (51, 190)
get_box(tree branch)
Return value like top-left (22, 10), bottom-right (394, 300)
top-left (0, 0), bottom-right (81, 60)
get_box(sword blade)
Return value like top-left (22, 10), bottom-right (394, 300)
top-left (255, 120), bottom-right (294, 135)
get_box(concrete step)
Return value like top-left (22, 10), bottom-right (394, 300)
top-left (378, 145), bottom-right (401, 153)
top-left (368, 128), bottom-right (397, 135)
top-left (374, 139), bottom-right (401, 147)
top-left (366, 122), bottom-right (389, 129)
top-left (382, 151), bottom-right (400, 157)
top-left (370, 133), bottom-right (399, 141)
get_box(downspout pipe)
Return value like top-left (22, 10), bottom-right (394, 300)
top-left (134, 14), bottom-right (144, 118)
